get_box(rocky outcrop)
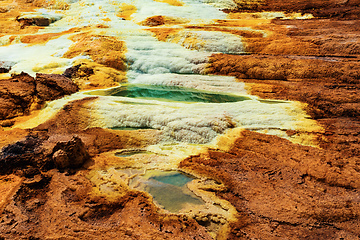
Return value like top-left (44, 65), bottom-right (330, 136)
top-left (62, 59), bottom-right (126, 90)
top-left (0, 72), bottom-right (78, 120)
top-left (0, 72), bottom-right (37, 120)
top-left (0, 132), bottom-right (49, 174)
top-left (51, 136), bottom-right (89, 169)
top-left (0, 132), bottom-right (90, 174)
top-left (180, 130), bottom-right (360, 239)
top-left (35, 73), bottom-right (79, 101)
top-left (16, 12), bottom-right (62, 28)
top-left (0, 170), bottom-right (212, 240)
top-left (230, 0), bottom-right (360, 20)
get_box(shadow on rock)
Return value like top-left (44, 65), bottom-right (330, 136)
top-left (0, 133), bottom-right (89, 175)
top-left (0, 72), bottom-right (79, 121)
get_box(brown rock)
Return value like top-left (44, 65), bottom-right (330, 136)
top-left (0, 72), bottom-right (36, 120)
top-left (0, 72), bottom-right (78, 120)
top-left (0, 61), bottom-right (13, 73)
top-left (233, 0), bottom-right (360, 20)
top-left (0, 120), bottom-right (15, 128)
top-left (16, 15), bottom-right (59, 28)
top-left (180, 130), bottom-right (360, 239)
top-left (142, 15), bottom-right (165, 26)
top-left (51, 136), bottom-right (89, 169)
top-left (0, 134), bottom-right (49, 174)
top-left (35, 73), bottom-right (79, 101)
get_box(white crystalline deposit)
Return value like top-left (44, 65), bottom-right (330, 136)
top-left (131, 74), bottom-right (249, 94)
top-left (125, 34), bottom-right (211, 79)
top-left (86, 89), bottom-right (318, 144)
top-left (167, 30), bottom-right (245, 54)
top-left (199, 0), bottom-right (237, 9)
top-left (131, 0), bottom-right (227, 23)
top-left (0, 36), bottom-right (76, 76)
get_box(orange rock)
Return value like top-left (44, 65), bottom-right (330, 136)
top-left (64, 34), bottom-right (127, 71)
top-left (180, 130), bottom-right (360, 239)
top-left (0, 174), bottom-right (22, 215)
top-left (19, 28), bottom-right (80, 45)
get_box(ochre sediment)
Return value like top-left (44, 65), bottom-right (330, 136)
top-left (179, 130), bottom-right (360, 239)
top-left (63, 34), bottom-right (127, 71)
top-left (63, 59), bottom-right (127, 90)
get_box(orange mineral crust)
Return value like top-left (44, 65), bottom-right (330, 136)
top-left (180, 130), bottom-right (360, 239)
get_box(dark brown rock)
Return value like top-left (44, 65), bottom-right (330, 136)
top-left (0, 72), bottom-right (78, 120)
top-left (62, 64), bottom-right (82, 78)
top-left (0, 134), bottom-right (49, 175)
top-left (0, 133), bottom-right (89, 174)
top-left (16, 15), bottom-right (59, 28)
top-left (51, 136), bottom-right (89, 169)
top-left (35, 73), bottom-right (79, 101)
top-left (0, 72), bottom-right (36, 120)
top-left (0, 61), bottom-right (13, 73)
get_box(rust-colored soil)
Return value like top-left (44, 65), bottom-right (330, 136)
top-left (180, 130), bottom-right (360, 239)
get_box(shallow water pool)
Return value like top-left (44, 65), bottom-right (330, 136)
top-left (130, 170), bottom-right (204, 212)
top-left (88, 84), bottom-right (251, 103)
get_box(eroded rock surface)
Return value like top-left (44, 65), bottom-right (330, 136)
top-left (0, 132), bottom-right (91, 175)
top-left (0, 73), bottom-right (78, 120)
top-left (36, 73), bottom-right (79, 101)
top-left (180, 130), bottom-right (360, 239)
top-left (0, 170), bottom-right (212, 240)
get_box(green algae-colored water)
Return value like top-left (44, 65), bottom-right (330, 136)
top-left (151, 171), bottom-right (194, 187)
top-left (88, 84), bottom-right (251, 103)
top-left (115, 150), bottom-right (153, 157)
top-left (134, 170), bottom-right (204, 212)
top-left (111, 126), bottom-right (153, 131)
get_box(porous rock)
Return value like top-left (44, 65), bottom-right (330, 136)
top-left (51, 136), bottom-right (89, 169)
top-left (0, 72), bottom-right (78, 120)
top-left (35, 73), bottom-right (79, 101)
top-left (0, 133), bottom-right (49, 174)
top-left (0, 72), bottom-right (36, 120)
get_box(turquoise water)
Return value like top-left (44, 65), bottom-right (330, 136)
top-left (140, 171), bottom-right (204, 212)
top-left (88, 84), bottom-right (251, 103)
top-left (115, 150), bottom-right (153, 157)
top-left (111, 126), bottom-right (153, 131)
top-left (150, 171), bottom-right (194, 187)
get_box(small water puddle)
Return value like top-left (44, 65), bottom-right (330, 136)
top-left (87, 84), bottom-right (251, 103)
top-left (110, 126), bottom-right (154, 131)
top-left (129, 170), bottom-right (204, 213)
top-left (115, 150), bottom-right (153, 157)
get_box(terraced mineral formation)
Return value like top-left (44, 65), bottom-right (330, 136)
top-left (0, 0), bottom-right (359, 239)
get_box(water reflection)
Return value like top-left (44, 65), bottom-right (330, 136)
top-left (129, 170), bottom-right (204, 213)
top-left (88, 84), bottom-right (251, 103)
